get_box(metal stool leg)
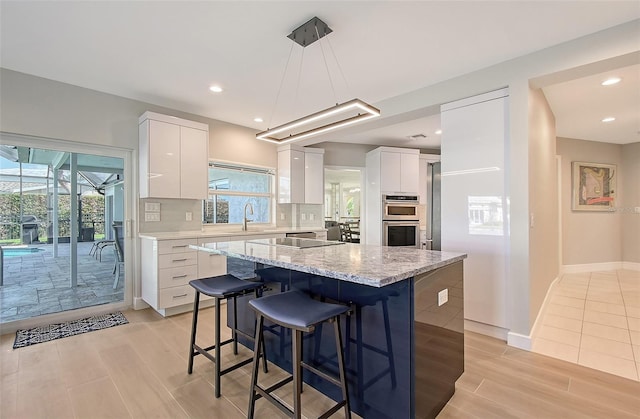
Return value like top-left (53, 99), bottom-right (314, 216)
top-left (232, 295), bottom-right (239, 355)
top-left (382, 298), bottom-right (397, 388)
top-left (187, 291), bottom-right (200, 374)
top-left (248, 314), bottom-right (265, 419)
top-left (334, 317), bottom-right (351, 419)
top-left (292, 329), bottom-right (302, 419)
top-left (215, 296), bottom-right (221, 398)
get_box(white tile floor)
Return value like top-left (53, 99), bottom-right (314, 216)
top-left (532, 269), bottom-right (640, 381)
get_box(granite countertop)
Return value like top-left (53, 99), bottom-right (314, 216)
top-left (139, 226), bottom-right (327, 240)
top-left (191, 238), bottom-right (467, 287)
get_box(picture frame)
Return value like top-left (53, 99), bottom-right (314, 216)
top-left (572, 161), bottom-right (616, 211)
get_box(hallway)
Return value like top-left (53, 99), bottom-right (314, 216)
top-left (532, 269), bottom-right (640, 381)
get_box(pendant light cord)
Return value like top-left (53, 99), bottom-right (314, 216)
top-left (268, 41), bottom-right (295, 129)
top-left (326, 36), bottom-right (351, 101)
top-left (316, 24), bottom-right (337, 105)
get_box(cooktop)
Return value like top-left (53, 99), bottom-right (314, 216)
top-left (248, 238), bottom-right (345, 249)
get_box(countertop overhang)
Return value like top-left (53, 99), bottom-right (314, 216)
top-left (191, 239), bottom-right (466, 287)
top-left (139, 226), bottom-right (327, 240)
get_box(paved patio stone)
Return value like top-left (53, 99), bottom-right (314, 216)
top-left (1, 241), bottom-right (124, 323)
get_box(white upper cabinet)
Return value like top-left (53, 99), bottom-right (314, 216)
top-left (278, 145), bottom-right (324, 204)
top-left (139, 112), bottom-right (209, 199)
top-left (367, 147), bottom-right (420, 195)
top-left (304, 149), bottom-right (324, 204)
top-left (179, 126), bottom-right (209, 199)
top-left (400, 152), bottom-right (419, 194)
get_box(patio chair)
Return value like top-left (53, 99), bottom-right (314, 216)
top-left (112, 222), bottom-right (124, 289)
top-left (89, 239), bottom-right (115, 262)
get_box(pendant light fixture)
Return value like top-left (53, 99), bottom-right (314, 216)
top-left (256, 17), bottom-right (380, 144)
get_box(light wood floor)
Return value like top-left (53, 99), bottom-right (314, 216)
top-left (1, 306), bottom-right (639, 419)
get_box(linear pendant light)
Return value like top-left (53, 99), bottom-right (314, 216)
top-left (256, 17), bottom-right (380, 144)
top-left (256, 98), bottom-right (380, 144)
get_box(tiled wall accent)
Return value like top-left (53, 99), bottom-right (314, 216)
top-left (138, 198), bottom-right (202, 233)
top-left (276, 203), bottom-right (323, 229)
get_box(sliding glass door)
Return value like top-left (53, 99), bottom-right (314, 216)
top-left (0, 138), bottom-right (128, 324)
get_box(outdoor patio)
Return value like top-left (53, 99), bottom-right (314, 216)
top-left (0, 241), bottom-right (124, 323)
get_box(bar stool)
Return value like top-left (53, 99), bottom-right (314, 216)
top-left (187, 274), bottom-right (268, 398)
top-left (248, 290), bottom-right (351, 419)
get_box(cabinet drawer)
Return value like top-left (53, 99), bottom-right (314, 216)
top-left (159, 285), bottom-right (195, 308)
top-left (158, 239), bottom-right (197, 255)
top-left (159, 252), bottom-right (197, 269)
top-left (159, 265), bottom-right (198, 289)
top-left (198, 253), bottom-right (226, 278)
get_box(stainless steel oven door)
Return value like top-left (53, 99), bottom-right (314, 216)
top-left (383, 221), bottom-right (420, 248)
top-left (383, 203), bottom-right (419, 220)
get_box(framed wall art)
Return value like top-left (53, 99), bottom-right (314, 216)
top-left (572, 161), bottom-right (616, 211)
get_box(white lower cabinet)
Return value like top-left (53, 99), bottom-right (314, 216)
top-left (141, 237), bottom-right (212, 316)
top-left (141, 233), bottom-right (287, 316)
top-left (197, 238), bottom-right (226, 278)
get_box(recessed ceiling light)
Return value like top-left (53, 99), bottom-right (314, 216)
top-left (601, 77), bottom-right (621, 86)
top-left (602, 117), bottom-right (616, 123)
top-left (254, 117), bottom-right (263, 123)
top-left (435, 129), bottom-right (442, 135)
top-left (209, 85), bottom-right (223, 93)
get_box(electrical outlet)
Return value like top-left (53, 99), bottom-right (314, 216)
top-left (145, 202), bottom-right (160, 212)
top-left (185, 212), bottom-right (192, 221)
top-left (438, 289), bottom-right (448, 306)
top-left (145, 212), bottom-right (160, 222)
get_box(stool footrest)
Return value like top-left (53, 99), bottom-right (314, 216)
top-left (219, 357), bottom-right (254, 375)
top-left (301, 361), bottom-right (341, 388)
top-left (254, 378), bottom-right (294, 416)
top-left (319, 401), bottom-right (348, 419)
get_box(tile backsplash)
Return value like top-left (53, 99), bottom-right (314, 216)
top-left (139, 198), bottom-right (202, 233)
top-left (276, 203), bottom-right (323, 229)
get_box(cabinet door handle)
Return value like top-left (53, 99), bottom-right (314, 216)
top-left (172, 293), bottom-right (188, 299)
top-left (172, 245), bottom-right (188, 248)
top-left (172, 258), bottom-right (188, 262)
top-left (172, 275), bottom-right (188, 279)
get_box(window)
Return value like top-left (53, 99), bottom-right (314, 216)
top-left (203, 162), bottom-right (275, 224)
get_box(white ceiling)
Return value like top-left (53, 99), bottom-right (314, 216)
top-left (1, 1), bottom-right (639, 149)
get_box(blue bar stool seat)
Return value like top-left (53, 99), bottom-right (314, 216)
top-left (248, 290), bottom-right (351, 419)
top-left (187, 274), bottom-right (267, 398)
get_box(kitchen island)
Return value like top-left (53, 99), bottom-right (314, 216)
top-left (192, 238), bottom-right (466, 419)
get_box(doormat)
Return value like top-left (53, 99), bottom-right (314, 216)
top-left (13, 311), bottom-right (128, 349)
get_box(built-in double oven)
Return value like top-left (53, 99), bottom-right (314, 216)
top-left (382, 194), bottom-right (420, 248)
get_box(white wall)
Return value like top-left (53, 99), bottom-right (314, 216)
top-left (0, 69), bottom-right (278, 234)
top-left (0, 68), bottom-right (277, 167)
top-left (557, 138), bottom-right (623, 265)
top-left (621, 142), bottom-right (640, 264)
top-left (528, 88), bottom-right (559, 329)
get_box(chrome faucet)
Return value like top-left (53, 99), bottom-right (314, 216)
top-left (242, 202), bottom-right (254, 231)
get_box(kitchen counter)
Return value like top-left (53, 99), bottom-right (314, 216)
top-left (191, 238), bottom-right (466, 287)
top-left (191, 239), bottom-right (466, 418)
top-left (138, 226), bottom-right (327, 240)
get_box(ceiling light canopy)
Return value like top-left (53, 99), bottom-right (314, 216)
top-left (256, 17), bottom-right (380, 144)
top-left (602, 117), bottom-right (616, 122)
top-left (209, 85), bottom-right (223, 93)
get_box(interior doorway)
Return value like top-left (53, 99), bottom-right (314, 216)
top-left (324, 167), bottom-right (363, 242)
